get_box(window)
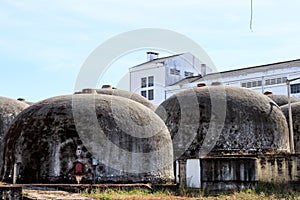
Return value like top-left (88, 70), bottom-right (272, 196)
top-left (277, 78), bottom-right (282, 84)
top-left (141, 90), bottom-right (147, 98)
top-left (265, 79), bottom-right (270, 86)
top-left (291, 84), bottom-right (300, 94)
top-left (170, 68), bottom-right (180, 75)
top-left (148, 89), bottom-right (154, 100)
top-left (148, 76), bottom-right (154, 87)
top-left (184, 71), bottom-right (194, 77)
top-left (282, 77), bottom-right (287, 83)
top-left (270, 78), bottom-right (276, 85)
top-left (252, 81), bottom-right (257, 87)
top-left (257, 80), bottom-right (262, 86)
top-left (141, 77), bottom-right (147, 88)
top-left (241, 82), bottom-right (246, 87)
top-left (246, 82), bottom-right (252, 88)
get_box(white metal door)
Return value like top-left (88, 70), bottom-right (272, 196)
top-left (186, 159), bottom-right (201, 188)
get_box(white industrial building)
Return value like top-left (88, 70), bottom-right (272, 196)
top-left (129, 52), bottom-right (300, 105)
top-left (129, 52), bottom-right (212, 105)
top-left (166, 59), bottom-right (300, 100)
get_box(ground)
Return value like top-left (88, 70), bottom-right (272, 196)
top-left (82, 184), bottom-right (300, 200)
top-left (1, 182), bottom-right (299, 199)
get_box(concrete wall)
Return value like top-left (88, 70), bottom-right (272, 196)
top-left (257, 154), bottom-right (299, 182)
top-left (178, 154), bottom-right (300, 191)
top-left (201, 157), bottom-right (257, 191)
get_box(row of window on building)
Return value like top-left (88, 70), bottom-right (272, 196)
top-left (170, 68), bottom-right (194, 77)
top-left (241, 76), bottom-right (287, 88)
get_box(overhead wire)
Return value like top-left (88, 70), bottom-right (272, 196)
top-left (250, 0), bottom-right (253, 31)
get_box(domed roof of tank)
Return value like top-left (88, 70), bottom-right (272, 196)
top-left (0, 96), bottom-right (28, 140)
top-left (75, 86), bottom-right (155, 111)
top-left (280, 102), bottom-right (300, 153)
top-left (156, 86), bottom-right (289, 158)
top-left (0, 96), bottom-right (29, 113)
top-left (266, 94), bottom-right (300, 106)
top-left (16, 98), bottom-right (34, 105)
top-left (1, 93), bottom-right (173, 183)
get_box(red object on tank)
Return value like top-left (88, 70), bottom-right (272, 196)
top-left (74, 161), bottom-right (85, 176)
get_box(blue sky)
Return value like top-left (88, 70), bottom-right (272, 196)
top-left (1, 0), bottom-right (300, 102)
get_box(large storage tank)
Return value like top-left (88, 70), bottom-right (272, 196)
top-left (156, 86), bottom-right (290, 158)
top-left (1, 93), bottom-right (173, 184)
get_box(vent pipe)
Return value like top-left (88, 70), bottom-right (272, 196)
top-left (201, 64), bottom-right (207, 76)
top-left (147, 52), bottom-right (159, 61)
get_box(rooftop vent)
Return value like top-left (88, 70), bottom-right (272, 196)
top-left (147, 52), bottom-right (159, 61)
top-left (264, 91), bottom-right (273, 95)
top-left (102, 85), bottom-right (116, 89)
top-left (197, 83), bottom-right (206, 87)
top-left (211, 82), bottom-right (222, 86)
top-left (81, 88), bottom-right (97, 94)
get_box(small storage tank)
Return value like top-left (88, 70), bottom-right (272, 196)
top-left (266, 94), bottom-right (300, 106)
top-left (281, 102), bottom-right (300, 153)
top-left (0, 96), bottom-right (28, 142)
top-left (0, 96), bottom-right (29, 171)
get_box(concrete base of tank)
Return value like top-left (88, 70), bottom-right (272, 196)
top-left (175, 153), bottom-right (300, 191)
top-left (0, 185), bottom-right (22, 199)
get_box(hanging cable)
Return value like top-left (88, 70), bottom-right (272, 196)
top-left (250, 0), bottom-right (253, 31)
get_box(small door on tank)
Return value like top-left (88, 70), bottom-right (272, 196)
top-left (186, 159), bottom-right (201, 188)
top-left (74, 161), bottom-right (85, 176)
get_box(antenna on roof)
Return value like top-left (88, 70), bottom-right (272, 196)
top-left (250, 0), bottom-right (254, 32)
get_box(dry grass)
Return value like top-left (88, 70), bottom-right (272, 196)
top-left (84, 192), bottom-right (300, 200)
top-left (83, 182), bottom-right (300, 200)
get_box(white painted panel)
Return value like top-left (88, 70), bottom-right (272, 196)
top-left (175, 160), bottom-right (179, 184)
top-left (186, 159), bottom-right (201, 188)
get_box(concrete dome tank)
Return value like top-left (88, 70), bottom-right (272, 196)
top-left (1, 94), bottom-right (173, 184)
top-left (266, 94), bottom-right (300, 106)
top-left (0, 96), bottom-right (28, 141)
top-left (281, 102), bottom-right (300, 153)
top-left (75, 86), bottom-right (156, 111)
top-left (156, 86), bottom-right (290, 159)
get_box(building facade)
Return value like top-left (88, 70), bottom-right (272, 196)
top-left (166, 59), bottom-right (300, 101)
top-left (129, 52), bottom-right (211, 105)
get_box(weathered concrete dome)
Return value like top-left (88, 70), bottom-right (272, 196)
top-left (0, 96), bottom-right (28, 141)
top-left (1, 94), bottom-right (173, 183)
top-left (266, 94), bottom-right (300, 106)
top-left (75, 87), bottom-right (155, 110)
top-left (280, 102), bottom-right (300, 153)
top-left (156, 86), bottom-right (290, 158)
